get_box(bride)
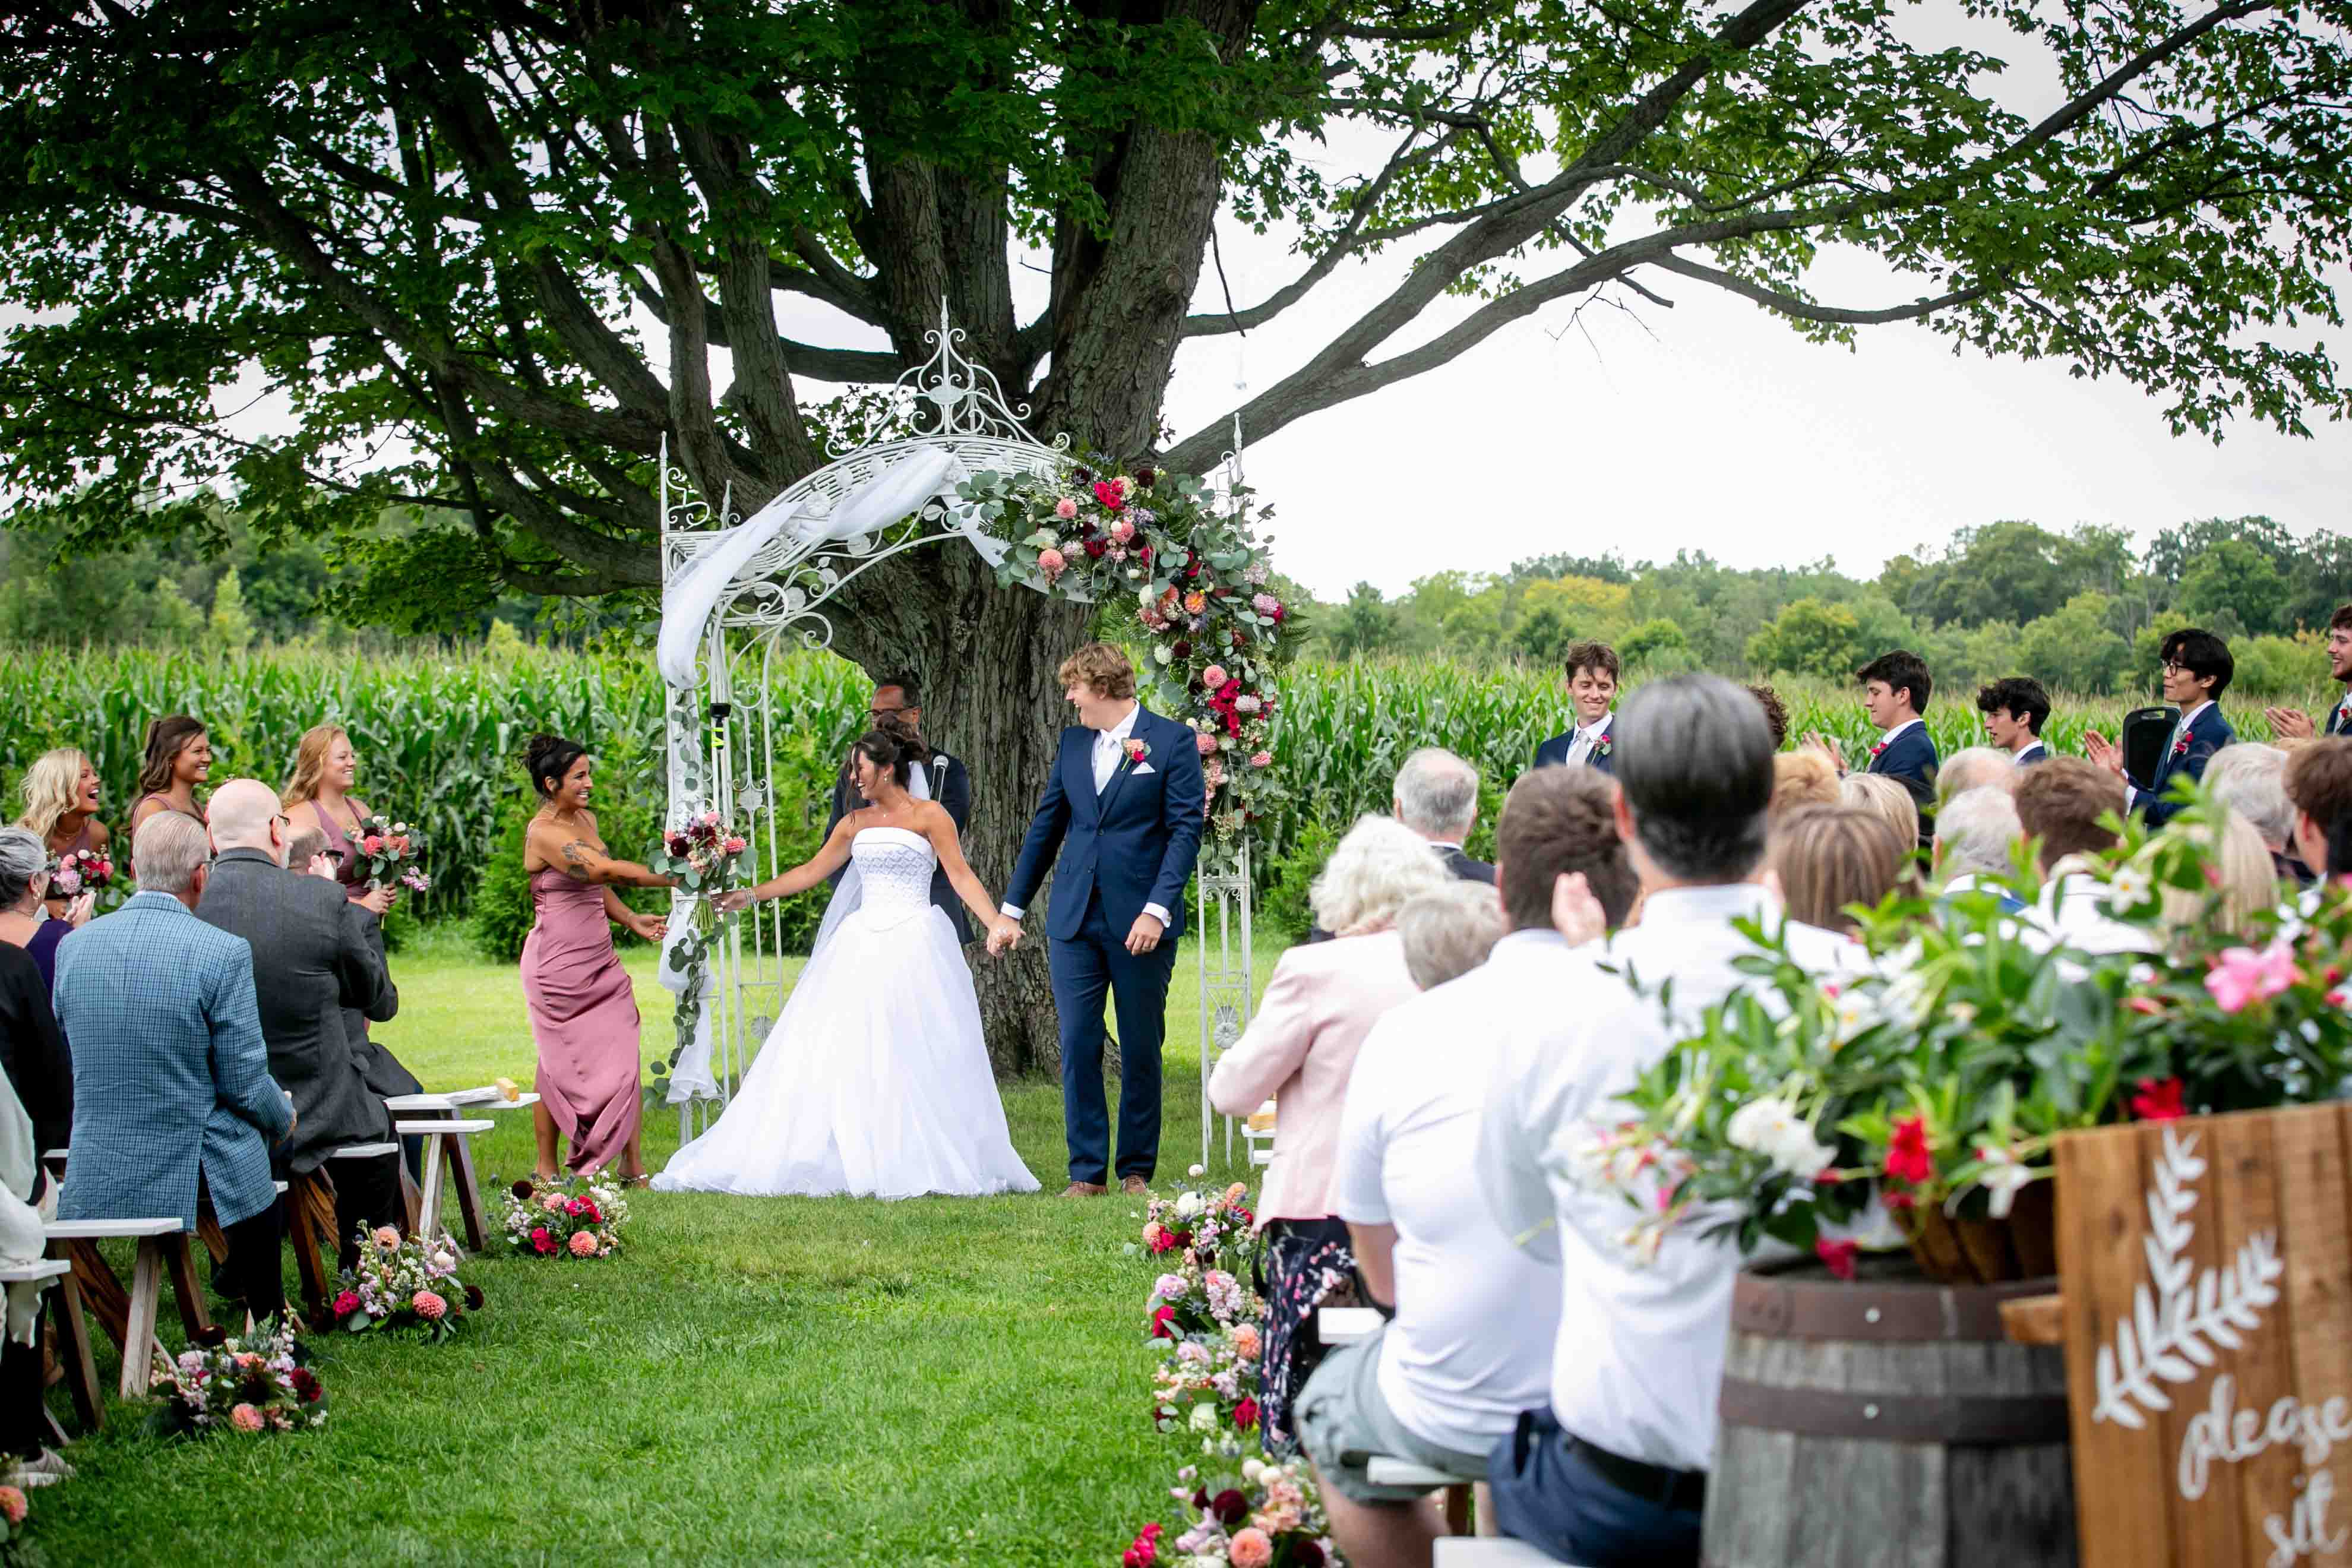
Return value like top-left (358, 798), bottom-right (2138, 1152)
top-left (651, 725), bottom-right (1039, 1199)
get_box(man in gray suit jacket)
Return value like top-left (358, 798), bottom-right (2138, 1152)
top-left (53, 811), bottom-right (295, 1327)
top-left (198, 780), bottom-right (402, 1270)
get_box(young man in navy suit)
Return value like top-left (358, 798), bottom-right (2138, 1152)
top-left (2265, 605), bottom-right (2352, 741)
top-left (1808, 650), bottom-right (1940, 817)
top-left (2087, 627), bottom-right (2236, 827)
top-left (1977, 676), bottom-right (2054, 766)
top-left (998, 644), bottom-right (1206, 1197)
top-left (1531, 641), bottom-right (1619, 776)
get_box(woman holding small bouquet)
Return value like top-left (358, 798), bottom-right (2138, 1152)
top-left (521, 735), bottom-right (675, 1184)
top-left (653, 725), bottom-right (1038, 1199)
top-left (12, 748), bottom-right (107, 931)
top-left (281, 725), bottom-right (399, 918)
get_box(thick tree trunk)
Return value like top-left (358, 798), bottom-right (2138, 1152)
top-left (826, 542), bottom-right (1093, 1078)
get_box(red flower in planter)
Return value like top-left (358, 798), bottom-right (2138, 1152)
top-left (1814, 1238), bottom-right (1858, 1282)
top-left (2129, 1077), bottom-right (2186, 1121)
top-left (1883, 1114), bottom-right (1933, 1185)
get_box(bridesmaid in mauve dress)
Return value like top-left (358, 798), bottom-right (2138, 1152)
top-left (519, 734), bottom-right (674, 1181)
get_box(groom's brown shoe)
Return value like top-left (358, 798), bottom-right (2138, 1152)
top-left (1121, 1176), bottom-right (1150, 1196)
top-left (1061, 1181), bottom-right (1108, 1197)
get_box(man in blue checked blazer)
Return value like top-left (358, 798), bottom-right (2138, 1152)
top-left (2088, 627), bottom-right (2236, 827)
top-left (2265, 605), bottom-right (2352, 743)
top-left (52, 811), bottom-right (293, 1326)
top-left (998, 644), bottom-right (1206, 1196)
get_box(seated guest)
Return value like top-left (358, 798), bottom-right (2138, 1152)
top-left (2284, 738), bottom-right (2352, 881)
top-left (2262, 604), bottom-right (2352, 741)
top-left (1977, 676), bottom-right (2053, 766)
top-left (285, 826), bottom-right (337, 881)
top-left (53, 813), bottom-right (294, 1329)
top-left (1209, 815), bottom-right (1454, 1452)
top-left (1308, 749), bottom-right (1494, 943)
top-left (1840, 772), bottom-right (1920, 855)
top-left (1766, 806), bottom-right (1907, 938)
top-left (2155, 810), bottom-right (2277, 940)
top-left (197, 779), bottom-right (403, 1271)
top-left (0, 1068), bottom-right (67, 1486)
top-left (1746, 684), bottom-right (1790, 751)
top-left (0, 836), bottom-right (72, 1158)
top-left (1933, 788), bottom-right (2028, 910)
top-left (1397, 882), bottom-right (1509, 991)
top-left (2014, 758), bottom-right (2142, 954)
top-left (1768, 750), bottom-right (1840, 823)
top-left (2085, 627), bottom-right (2235, 826)
top-left (1300, 766), bottom-right (1636, 1567)
top-left (2205, 744), bottom-right (2310, 886)
top-left (1533, 642), bottom-right (1620, 776)
top-left (1480, 677), bottom-right (1860, 1567)
top-left (1936, 745), bottom-right (2016, 804)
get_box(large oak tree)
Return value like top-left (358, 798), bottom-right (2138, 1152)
top-left (5, 0), bottom-right (2348, 1068)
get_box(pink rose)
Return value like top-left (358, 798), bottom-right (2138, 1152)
top-left (230, 1403), bottom-right (265, 1434)
top-left (372, 1225), bottom-right (400, 1250)
top-left (1252, 592), bottom-right (1279, 615)
top-left (1194, 731), bottom-right (1218, 755)
top-left (1038, 547), bottom-right (1066, 576)
top-left (1228, 1527), bottom-right (1273, 1568)
top-left (1249, 751), bottom-right (1273, 768)
top-left (569, 1230), bottom-right (600, 1257)
top-left (1202, 664), bottom-right (1228, 688)
top-left (1109, 519), bottom-right (1135, 544)
top-left (411, 1290), bottom-right (447, 1320)
top-left (1229, 1323), bottom-right (1262, 1362)
top-left (361, 835), bottom-right (384, 855)
top-left (723, 836), bottom-right (747, 853)
top-left (1054, 497), bottom-right (1078, 519)
top-left (0, 1484), bottom-right (25, 1524)
top-left (541, 1193), bottom-right (566, 1213)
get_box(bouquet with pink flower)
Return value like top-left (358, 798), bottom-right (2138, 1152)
top-left (147, 1322), bottom-right (325, 1439)
top-left (1135, 1451), bottom-right (1340, 1566)
top-left (344, 813), bottom-right (430, 893)
top-left (650, 810), bottom-right (754, 911)
top-left (331, 1226), bottom-right (479, 1342)
top-left (0, 1478), bottom-right (29, 1558)
top-left (1149, 1320), bottom-right (1264, 1437)
top-left (499, 1172), bottom-right (630, 1259)
top-left (1128, 1169), bottom-right (1263, 1336)
top-left (50, 845), bottom-right (124, 911)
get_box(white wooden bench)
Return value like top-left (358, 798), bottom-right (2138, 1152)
top-left (1431, 1539), bottom-right (1564, 1565)
top-left (393, 1120), bottom-right (495, 1248)
top-left (385, 1091), bottom-right (534, 1249)
top-left (1245, 1099), bottom-right (1276, 1168)
top-left (43, 1218), bottom-right (207, 1399)
top-left (0, 1259), bottom-right (83, 1438)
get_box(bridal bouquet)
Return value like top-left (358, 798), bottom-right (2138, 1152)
top-left (50, 846), bottom-right (122, 911)
top-left (147, 1322), bottom-right (325, 1438)
top-left (501, 1173), bottom-right (630, 1259)
top-left (344, 814), bottom-right (429, 893)
top-left (330, 1226), bottom-right (480, 1342)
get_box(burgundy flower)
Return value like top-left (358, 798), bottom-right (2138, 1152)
top-left (1212, 1489), bottom-right (1249, 1525)
top-left (463, 1284), bottom-right (485, 1311)
top-left (290, 1367), bottom-right (322, 1403)
top-left (1135, 464), bottom-right (1157, 488)
top-left (1233, 1396), bottom-right (1259, 1430)
top-left (1150, 1304), bottom-right (1177, 1339)
top-left (1084, 537), bottom-right (1108, 559)
top-left (510, 1180), bottom-right (535, 1200)
top-left (1172, 640), bottom-right (1191, 659)
top-left (1136, 544), bottom-right (1152, 564)
top-left (1073, 465), bottom-right (1093, 485)
top-left (1295, 1545), bottom-right (1326, 1568)
top-left (1191, 1487), bottom-right (1212, 1511)
top-left (195, 1324), bottom-right (227, 1349)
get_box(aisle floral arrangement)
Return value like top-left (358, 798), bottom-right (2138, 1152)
top-left (961, 461), bottom-right (1291, 873)
top-left (0, 1482), bottom-right (29, 1561)
top-left (1118, 1166), bottom-right (1342, 1565)
top-left (344, 813), bottom-right (430, 894)
top-left (501, 1174), bottom-right (630, 1259)
top-left (147, 1323), bottom-right (325, 1438)
top-left (331, 1227), bottom-right (480, 1341)
top-left (1578, 787), bottom-right (2352, 1285)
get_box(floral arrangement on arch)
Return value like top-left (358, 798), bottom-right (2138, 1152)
top-left (958, 462), bottom-right (1291, 874)
top-left (331, 1226), bottom-right (480, 1341)
top-left (501, 1172), bottom-right (630, 1259)
top-left (147, 1322), bottom-right (325, 1438)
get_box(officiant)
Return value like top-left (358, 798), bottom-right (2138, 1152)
top-left (822, 675), bottom-right (975, 943)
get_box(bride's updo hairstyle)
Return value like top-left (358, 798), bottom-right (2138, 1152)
top-left (851, 726), bottom-right (916, 789)
top-left (525, 734), bottom-right (589, 798)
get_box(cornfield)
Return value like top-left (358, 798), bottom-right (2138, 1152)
top-left (1, 645), bottom-right (2320, 914)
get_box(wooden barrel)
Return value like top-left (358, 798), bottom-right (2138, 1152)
top-left (1703, 1256), bottom-right (2077, 1568)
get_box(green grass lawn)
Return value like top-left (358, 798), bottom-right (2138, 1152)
top-left (37, 924), bottom-right (1292, 1565)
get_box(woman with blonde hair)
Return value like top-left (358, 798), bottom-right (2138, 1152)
top-left (1840, 771), bottom-right (1921, 856)
top-left (12, 749), bottom-right (107, 928)
top-left (1768, 805), bottom-right (1910, 938)
top-left (281, 724), bottom-right (396, 917)
top-left (2155, 808), bottom-right (2281, 940)
top-left (1207, 814), bottom-right (1456, 1452)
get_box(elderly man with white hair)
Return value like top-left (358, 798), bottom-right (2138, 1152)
top-left (1935, 745), bottom-right (2018, 806)
top-left (1933, 787), bottom-right (2029, 913)
top-left (1305, 748), bottom-right (1496, 944)
top-left (2205, 743), bottom-right (2312, 886)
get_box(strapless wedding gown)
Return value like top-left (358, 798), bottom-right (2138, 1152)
top-left (652, 827), bottom-right (1039, 1199)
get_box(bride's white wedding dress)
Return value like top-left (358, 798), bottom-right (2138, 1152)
top-left (652, 826), bottom-right (1040, 1199)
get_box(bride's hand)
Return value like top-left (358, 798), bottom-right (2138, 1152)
top-left (715, 889), bottom-right (757, 915)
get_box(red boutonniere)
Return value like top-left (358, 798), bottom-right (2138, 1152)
top-left (1595, 735), bottom-right (1612, 758)
top-left (1869, 741), bottom-right (1888, 760)
top-left (1123, 738), bottom-right (1150, 769)
top-left (2173, 735), bottom-right (2190, 758)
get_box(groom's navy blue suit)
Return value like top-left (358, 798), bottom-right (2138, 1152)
top-left (1006, 706), bottom-right (1206, 1185)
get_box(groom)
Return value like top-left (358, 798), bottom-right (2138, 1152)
top-left (994, 644), bottom-right (1206, 1196)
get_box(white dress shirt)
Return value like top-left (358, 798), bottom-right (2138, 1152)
top-left (1001, 701), bottom-right (1169, 927)
top-left (1479, 883), bottom-right (1861, 1474)
top-left (1564, 713), bottom-right (1612, 767)
top-left (1875, 716), bottom-right (1923, 754)
top-left (1335, 931), bottom-right (1567, 1456)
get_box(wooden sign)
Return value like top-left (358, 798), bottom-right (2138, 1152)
top-left (2056, 1105), bottom-right (2352, 1568)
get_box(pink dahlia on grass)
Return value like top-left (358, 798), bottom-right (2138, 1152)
top-left (230, 1403), bottom-right (265, 1434)
top-left (1228, 1527), bottom-right (1273, 1568)
top-left (411, 1291), bottom-right (447, 1320)
top-left (569, 1230), bottom-right (600, 1257)
top-left (372, 1225), bottom-right (400, 1251)
top-left (0, 1484), bottom-right (26, 1523)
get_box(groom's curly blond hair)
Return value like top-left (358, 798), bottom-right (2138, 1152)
top-left (1058, 643), bottom-right (1136, 701)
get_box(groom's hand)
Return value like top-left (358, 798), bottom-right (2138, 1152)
top-left (1124, 912), bottom-right (1165, 956)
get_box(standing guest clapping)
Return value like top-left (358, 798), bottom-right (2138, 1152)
top-left (2263, 604), bottom-right (2352, 741)
top-left (520, 735), bottom-right (673, 1183)
top-left (14, 748), bottom-right (108, 927)
top-left (198, 780), bottom-right (403, 1271)
top-left (52, 813), bottom-right (294, 1330)
top-left (2085, 627), bottom-right (2236, 827)
top-left (127, 715), bottom-right (211, 837)
top-left (1207, 815), bottom-right (1456, 1453)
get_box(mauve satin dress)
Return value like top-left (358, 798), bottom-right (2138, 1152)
top-left (521, 868), bottom-right (643, 1172)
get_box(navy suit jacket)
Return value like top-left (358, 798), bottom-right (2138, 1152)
top-left (2328, 698), bottom-right (2352, 738)
top-left (1866, 723), bottom-right (1940, 812)
top-left (1533, 717), bottom-right (1614, 776)
top-left (1006, 707), bottom-right (1207, 944)
top-left (2139, 704), bottom-right (2235, 826)
top-left (2015, 742), bottom-right (2050, 767)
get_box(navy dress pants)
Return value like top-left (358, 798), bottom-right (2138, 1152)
top-left (1049, 893), bottom-right (1177, 1184)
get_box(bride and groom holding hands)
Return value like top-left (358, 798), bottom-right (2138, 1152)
top-left (652, 644), bottom-right (1205, 1202)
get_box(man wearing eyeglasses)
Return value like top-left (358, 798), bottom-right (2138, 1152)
top-left (820, 673), bottom-right (978, 943)
top-left (2084, 628), bottom-right (2237, 827)
top-left (197, 778), bottom-right (404, 1271)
